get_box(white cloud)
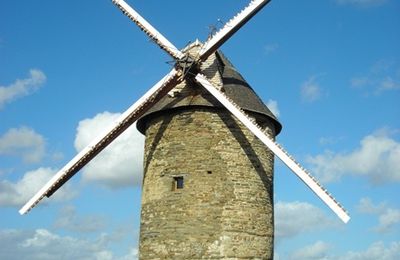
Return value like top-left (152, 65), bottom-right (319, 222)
top-left (53, 205), bottom-right (105, 233)
top-left (119, 248), bottom-right (139, 260)
top-left (350, 60), bottom-right (400, 94)
top-left (0, 127), bottom-right (46, 163)
top-left (338, 241), bottom-right (400, 260)
top-left (377, 76), bottom-right (400, 92)
top-left (375, 208), bottom-right (400, 233)
top-left (289, 241), bottom-right (332, 260)
top-left (356, 198), bottom-right (400, 233)
top-left (319, 136), bottom-right (345, 146)
top-left (0, 229), bottom-right (112, 260)
top-left (266, 99), bottom-right (280, 118)
top-left (357, 197), bottom-right (387, 214)
top-left (351, 77), bottom-right (370, 88)
top-left (335, 0), bottom-right (388, 7)
top-left (307, 129), bottom-right (400, 184)
top-left (282, 240), bottom-right (400, 260)
top-left (74, 111), bottom-right (145, 188)
top-left (0, 69), bottom-right (46, 109)
top-left (0, 167), bottom-right (76, 207)
top-left (301, 76), bottom-right (322, 102)
top-left (275, 201), bottom-right (336, 239)
top-left (0, 228), bottom-right (138, 260)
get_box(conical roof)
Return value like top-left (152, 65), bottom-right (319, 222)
top-left (137, 48), bottom-right (282, 135)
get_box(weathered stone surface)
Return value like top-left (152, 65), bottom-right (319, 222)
top-left (137, 41), bottom-right (279, 259)
top-left (139, 107), bottom-right (276, 259)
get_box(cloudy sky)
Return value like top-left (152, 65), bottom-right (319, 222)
top-left (1, 0), bottom-right (399, 259)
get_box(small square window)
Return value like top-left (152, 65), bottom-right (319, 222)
top-left (173, 176), bottom-right (184, 190)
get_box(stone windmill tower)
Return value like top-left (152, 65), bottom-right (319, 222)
top-left (136, 44), bottom-right (281, 258)
top-left (20, 1), bottom-right (350, 259)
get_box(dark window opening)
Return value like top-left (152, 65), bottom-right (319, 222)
top-left (207, 171), bottom-right (212, 174)
top-left (173, 176), bottom-right (184, 190)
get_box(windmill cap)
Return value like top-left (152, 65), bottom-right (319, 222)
top-left (137, 50), bottom-right (282, 135)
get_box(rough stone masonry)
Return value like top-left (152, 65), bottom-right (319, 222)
top-left (136, 42), bottom-right (281, 259)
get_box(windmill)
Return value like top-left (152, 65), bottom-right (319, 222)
top-left (20, 0), bottom-right (350, 258)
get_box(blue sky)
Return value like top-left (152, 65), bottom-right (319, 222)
top-left (1, 0), bottom-right (399, 259)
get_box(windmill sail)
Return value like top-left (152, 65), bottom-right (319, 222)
top-left (112, 0), bottom-right (184, 60)
top-left (20, 0), bottom-right (350, 225)
top-left (19, 69), bottom-right (181, 215)
top-left (199, 0), bottom-right (271, 61)
top-left (195, 73), bottom-right (350, 223)
top-left (20, 0), bottom-right (272, 215)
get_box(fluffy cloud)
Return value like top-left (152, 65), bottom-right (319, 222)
top-left (336, 0), bottom-right (388, 7)
top-left (376, 209), bottom-right (400, 233)
top-left (282, 240), bottom-right (400, 260)
top-left (300, 76), bottom-right (323, 102)
top-left (119, 248), bottom-right (139, 260)
top-left (0, 69), bottom-right (46, 109)
top-left (357, 198), bottom-right (400, 233)
top-left (0, 228), bottom-right (139, 260)
top-left (0, 168), bottom-right (76, 207)
top-left (357, 197), bottom-right (387, 214)
top-left (377, 76), bottom-right (400, 92)
top-left (339, 241), bottom-right (400, 260)
top-left (275, 201), bottom-right (336, 239)
top-left (307, 129), bottom-right (400, 184)
top-left (352, 76), bottom-right (400, 94)
top-left (0, 127), bottom-right (46, 163)
top-left (289, 241), bottom-right (332, 260)
top-left (266, 99), bottom-right (280, 118)
top-left (74, 112), bottom-right (145, 188)
top-left (319, 136), bottom-right (345, 146)
top-left (350, 60), bottom-right (400, 94)
top-left (351, 77), bottom-right (370, 88)
top-left (53, 205), bottom-right (105, 233)
top-left (0, 229), bottom-right (138, 260)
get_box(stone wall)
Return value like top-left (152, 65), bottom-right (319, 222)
top-left (139, 107), bottom-right (276, 259)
